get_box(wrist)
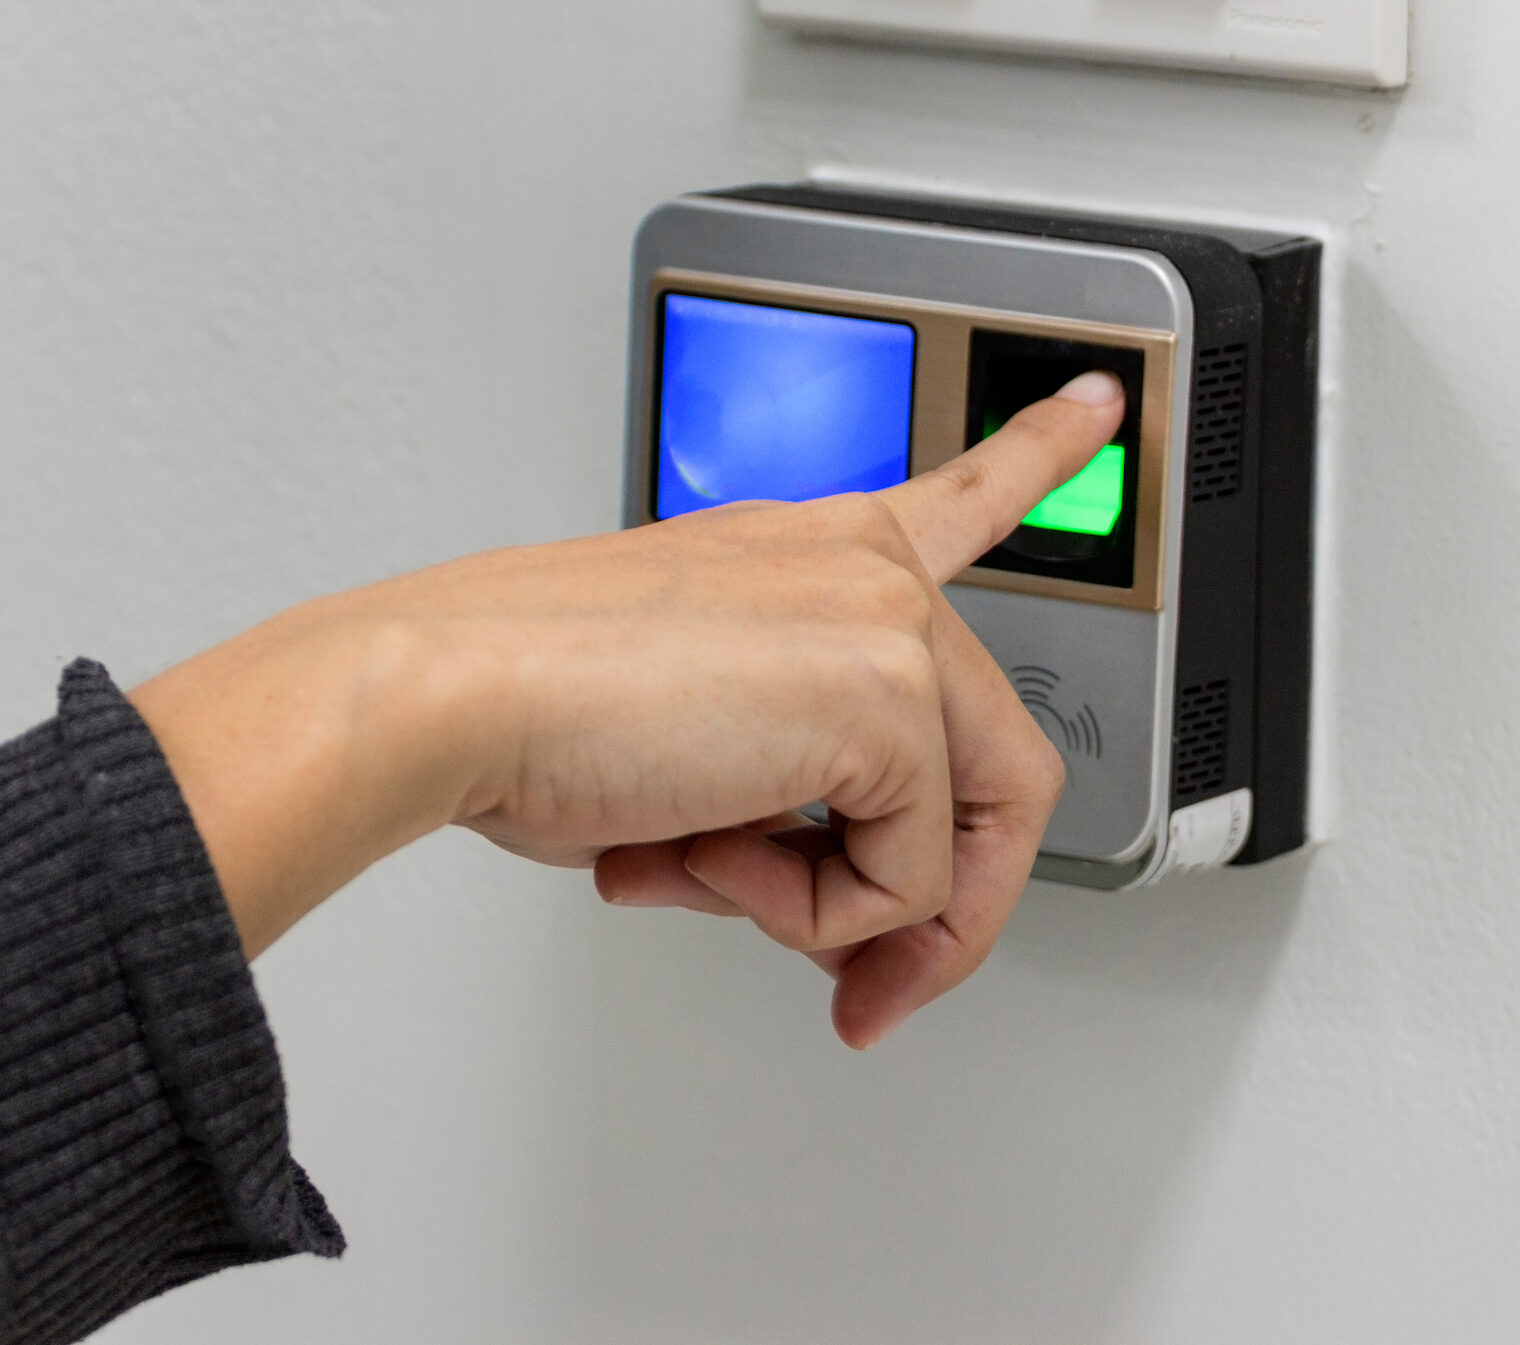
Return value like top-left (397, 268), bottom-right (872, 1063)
top-left (129, 598), bottom-right (484, 958)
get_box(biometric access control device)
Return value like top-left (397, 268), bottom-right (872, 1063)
top-left (621, 184), bottom-right (1321, 890)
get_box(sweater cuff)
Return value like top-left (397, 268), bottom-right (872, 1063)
top-left (0, 659), bottom-right (341, 1345)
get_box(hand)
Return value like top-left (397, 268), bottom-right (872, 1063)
top-left (129, 370), bottom-right (1124, 1047)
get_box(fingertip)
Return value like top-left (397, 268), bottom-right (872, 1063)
top-left (1054, 369), bottom-right (1125, 408)
top-left (991, 376), bottom-right (1126, 505)
top-left (1053, 369), bottom-right (1127, 450)
top-left (831, 977), bottom-right (914, 1052)
top-left (831, 993), bottom-right (878, 1051)
top-left (883, 370), bottom-right (1128, 582)
top-left (592, 848), bottom-right (632, 903)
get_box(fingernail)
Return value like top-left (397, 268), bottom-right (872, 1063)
top-left (1055, 370), bottom-right (1125, 407)
top-left (605, 892), bottom-right (676, 909)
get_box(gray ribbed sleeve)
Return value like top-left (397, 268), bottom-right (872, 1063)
top-left (0, 659), bottom-right (342, 1345)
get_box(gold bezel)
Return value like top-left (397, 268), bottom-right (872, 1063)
top-left (641, 268), bottom-right (1178, 612)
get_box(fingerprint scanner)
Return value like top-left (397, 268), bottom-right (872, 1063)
top-left (968, 332), bottom-right (1146, 585)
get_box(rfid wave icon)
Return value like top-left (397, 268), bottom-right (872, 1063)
top-left (1011, 666), bottom-right (1104, 761)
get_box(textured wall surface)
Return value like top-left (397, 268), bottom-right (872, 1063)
top-left (3, 3), bottom-right (1517, 1342)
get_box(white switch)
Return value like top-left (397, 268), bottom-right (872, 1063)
top-left (758, 0), bottom-right (1409, 89)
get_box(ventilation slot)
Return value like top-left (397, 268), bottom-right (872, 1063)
top-left (1174, 680), bottom-right (1230, 802)
top-left (1190, 344), bottom-right (1247, 502)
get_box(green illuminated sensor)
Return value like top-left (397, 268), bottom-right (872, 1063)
top-left (1022, 443), bottom-right (1125, 536)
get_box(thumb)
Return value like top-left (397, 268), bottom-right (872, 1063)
top-left (878, 370), bottom-right (1126, 585)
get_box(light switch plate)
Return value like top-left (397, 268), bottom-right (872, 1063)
top-left (758, 0), bottom-right (1409, 89)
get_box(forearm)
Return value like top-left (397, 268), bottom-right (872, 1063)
top-left (127, 597), bottom-right (471, 959)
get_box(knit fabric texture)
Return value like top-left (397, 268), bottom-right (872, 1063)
top-left (0, 659), bottom-right (342, 1345)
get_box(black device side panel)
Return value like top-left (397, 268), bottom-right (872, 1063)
top-left (714, 183), bottom-right (1267, 817)
top-left (1170, 289), bottom-right (1262, 818)
top-left (1233, 239), bottom-right (1321, 865)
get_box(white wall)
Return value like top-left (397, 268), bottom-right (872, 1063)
top-left (3, 3), bottom-right (1517, 1342)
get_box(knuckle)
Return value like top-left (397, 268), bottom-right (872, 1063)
top-left (863, 561), bottom-right (933, 634)
top-left (820, 737), bottom-right (874, 797)
top-left (835, 492), bottom-right (915, 560)
top-left (937, 451), bottom-right (993, 501)
top-left (865, 629), bottom-right (939, 708)
top-left (933, 454), bottom-right (1005, 558)
top-left (834, 491), bottom-right (889, 537)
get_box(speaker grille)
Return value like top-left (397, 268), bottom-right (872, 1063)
top-left (1190, 344), bottom-right (1247, 502)
top-left (1174, 679), bottom-right (1230, 801)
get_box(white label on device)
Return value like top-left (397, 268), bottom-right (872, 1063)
top-left (1150, 790), bottom-right (1254, 883)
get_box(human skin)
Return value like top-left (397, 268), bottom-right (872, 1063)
top-left (128, 371), bottom-right (1124, 1049)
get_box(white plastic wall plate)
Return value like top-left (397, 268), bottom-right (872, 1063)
top-left (758, 0), bottom-right (1409, 89)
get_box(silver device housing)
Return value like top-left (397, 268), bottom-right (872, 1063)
top-left (623, 194), bottom-right (1205, 889)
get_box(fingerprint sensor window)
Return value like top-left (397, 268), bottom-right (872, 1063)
top-left (967, 331), bottom-right (1146, 588)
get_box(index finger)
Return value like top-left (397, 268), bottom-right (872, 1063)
top-left (877, 370), bottom-right (1126, 586)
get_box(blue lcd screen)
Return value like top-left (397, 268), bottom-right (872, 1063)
top-left (655, 293), bottom-right (916, 519)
